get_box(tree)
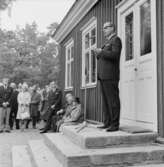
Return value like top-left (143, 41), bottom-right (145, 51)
top-left (0, 0), bottom-right (15, 10)
top-left (0, 22), bottom-right (60, 86)
top-left (47, 22), bottom-right (58, 37)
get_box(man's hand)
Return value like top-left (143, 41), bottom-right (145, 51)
top-left (2, 102), bottom-right (6, 107)
top-left (51, 104), bottom-right (55, 109)
top-left (57, 109), bottom-right (63, 115)
top-left (93, 48), bottom-right (102, 55)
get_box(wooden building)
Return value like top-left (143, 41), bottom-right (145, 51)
top-left (53, 0), bottom-right (164, 137)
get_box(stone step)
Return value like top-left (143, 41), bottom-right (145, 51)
top-left (132, 164), bottom-right (164, 167)
top-left (44, 133), bottom-right (164, 167)
top-left (62, 125), bottom-right (158, 148)
top-left (12, 145), bottom-right (33, 167)
top-left (28, 139), bottom-right (62, 167)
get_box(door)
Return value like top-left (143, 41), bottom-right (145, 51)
top-left (118, 0), bottom-right (157, 130)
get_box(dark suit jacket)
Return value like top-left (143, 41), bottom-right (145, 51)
top-left (0, 85), bottom-right (13, 107)
top-left (48, 89), bottom-right (62, 112)
top-left (97, 34), bottom-right (122, 81)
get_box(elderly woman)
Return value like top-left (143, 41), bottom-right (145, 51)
top-left (17, 83), bottom-right (31, 131)
top-left (56, 94), bottom-right (83, 132)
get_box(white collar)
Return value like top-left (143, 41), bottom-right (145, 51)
top-left (107, 33), bottom-right (116, 41)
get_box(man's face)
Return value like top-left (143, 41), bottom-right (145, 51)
top-left (3, 78), bottom-right (9, 86)
top-left (50, 82), bottom-right (56, 90)
top-left (103, 25), bottom-right (113, 38)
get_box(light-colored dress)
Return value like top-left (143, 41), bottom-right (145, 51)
top-left (17, 91), bottom-right (31, 120)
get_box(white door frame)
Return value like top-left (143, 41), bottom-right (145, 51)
top-left (117, 0), bottom-right (157, 131)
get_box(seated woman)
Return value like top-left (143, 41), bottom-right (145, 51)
top-left (56, 95), bottom-right (83, 132)
top-left (51, 93), bottom-right (72, 132)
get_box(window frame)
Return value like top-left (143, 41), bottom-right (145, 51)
top-left (65, 39), bottom-right (74, 90)
top-left (81, 18), bottom-right (97, 88)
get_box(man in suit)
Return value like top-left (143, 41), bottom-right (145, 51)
top-left (9, 83), bottom-right (19, 130)
top-left (40, 81), bottom-right (62, 133)
top-left (93, 22), bottom-right (122, 132)
top-left (0, 78), bottom-right (13, 132)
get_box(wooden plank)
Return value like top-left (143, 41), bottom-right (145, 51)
top-left (12, 145), bottom-right (32, 167)
top-left (156, 0), bottom-right (164, 137)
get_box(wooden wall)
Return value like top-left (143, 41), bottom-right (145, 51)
top-left (156, 0), bottom-right (164, 137)
top-left (59, 0), bottom-right (121, 122)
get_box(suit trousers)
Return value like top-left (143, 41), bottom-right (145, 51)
top-left (0, 107), bottom-right (11, 131)
top-left (100, 80), bottom-right (120, 128)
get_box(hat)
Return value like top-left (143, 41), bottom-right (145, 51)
top-left (103, 22), bottom-right (114, 29)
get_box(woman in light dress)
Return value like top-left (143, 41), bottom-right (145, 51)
top-left (17, 83), bottom-right (31, 131)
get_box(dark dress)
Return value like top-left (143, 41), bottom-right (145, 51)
top-left (40, 90), bottom-right (49, 121)
top-left (30, 91), bottom-right (41, 117)
top-left (9, 90), bottom-right (19, 129)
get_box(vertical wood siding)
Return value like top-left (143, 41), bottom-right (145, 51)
top-left (59, 0), bottom-right (121, 122)
top-left (156, 0), bottom-right (164, 137)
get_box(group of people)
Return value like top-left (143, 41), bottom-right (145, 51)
top-left (0, 21), bottom-right (122, 134)
top-left (0, 78), bottom-right (83, 133)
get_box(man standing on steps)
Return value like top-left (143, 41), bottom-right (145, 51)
top-left (93, 22), bottom-right (122, 132)
top-left (0, 78), bottom-right (13, 133)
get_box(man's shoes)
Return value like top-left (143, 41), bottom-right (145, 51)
top-left (106, 126), bottom-right (119, 132)
top-left (0, 130), bottom-right (3, 133)
top-left (97, 125), bottom-right (109, 129)
top-left (39, 128), bottom-right (44, 130)
top-left (40, 130), bottom-right (47, 134)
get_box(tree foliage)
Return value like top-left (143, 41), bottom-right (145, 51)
top-left (0, 22), bottom-right (59, 86)
top-left (0, 0), bottom-right (15, 10)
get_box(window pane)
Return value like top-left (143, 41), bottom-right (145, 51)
top-left (71, 61), bottom-right (73, 86)
top-left (68, 48), bottom-right (70, 60)
top-left (67, 63), bottom-right (70, 87)
top-left (140, 0), bottom-right (151, 56)
top-left (125, 12), bottom-right (134, 61)
top-left (85, 52), bottom-right (89, 84)
top-left (91, 50), bottom-right (96, 82)
top-left (85, 33), bottom-right (90, 49)
top-left (91, 28), bottom-right (96, 46)
top-left (71, 46), bottom-right (74, 59)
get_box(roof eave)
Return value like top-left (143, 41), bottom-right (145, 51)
top-left (53, 0), bottom-right (99, 43)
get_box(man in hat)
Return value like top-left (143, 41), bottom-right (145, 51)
top-left (93, 21), bottom-right (122, 132)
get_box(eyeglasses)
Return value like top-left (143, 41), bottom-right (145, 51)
top-left (103, 26), bottom-right (113, 29)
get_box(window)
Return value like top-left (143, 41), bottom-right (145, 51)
top-left (65, 40), bottom-right (74, 90)
top-left (140, 0), bottom-right (151, 56)
top-left (125, 12), bottom-right (134, 61)
top-left (82, 19), bottom-right (97, 87)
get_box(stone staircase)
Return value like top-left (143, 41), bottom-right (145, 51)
top-left (12, 125), bottom-right (164, 167)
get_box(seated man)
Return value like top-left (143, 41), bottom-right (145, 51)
top-left (53, 94), bottom-right (83, 132)
top-left (40, 82), bottom-right (62, 133)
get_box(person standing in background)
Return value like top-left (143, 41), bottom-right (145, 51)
top-left (26, 85), bottom-right (41, 129)
top-left (17, 83), bottom-right (31, 131)
top-left (9, 83), bottom-right (19, 130)
top-left (0, 78), bottom-right (13, 133)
